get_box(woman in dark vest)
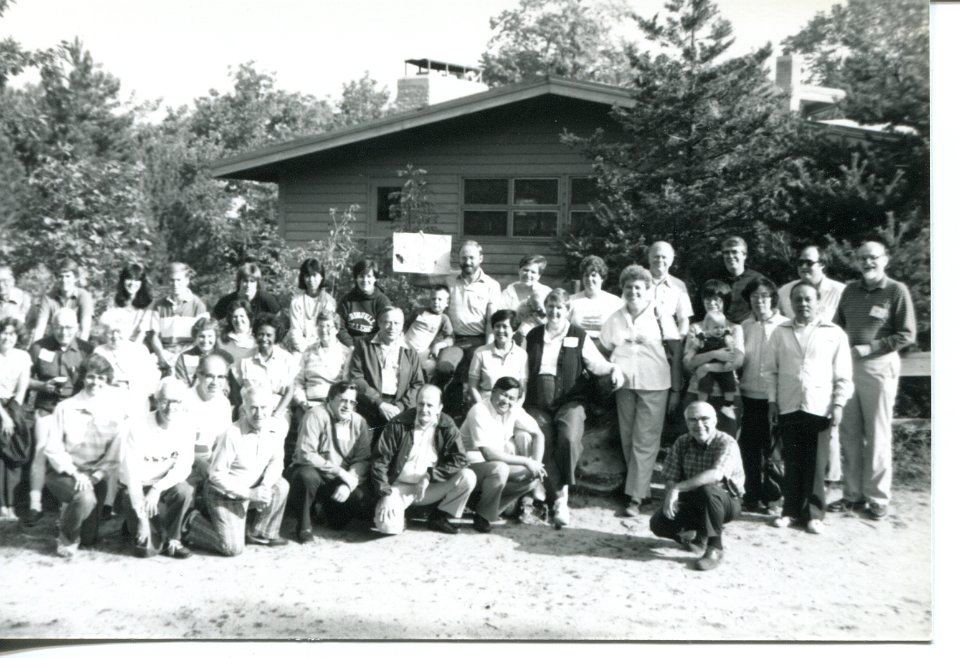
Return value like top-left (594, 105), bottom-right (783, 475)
top-left (524, 288), bottom-right (622, 529)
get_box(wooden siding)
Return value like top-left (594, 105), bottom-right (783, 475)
top-left (276, 96), bottom-right (623, 287)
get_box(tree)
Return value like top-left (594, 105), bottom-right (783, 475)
top-left (562, 0), bottom-right (795, 286)
top-left (781, 0), bottom-right (929, 135)
top-left (481, 0), bottom-right (634, 86)
top-left (328, 72), bottom-right (391, 130)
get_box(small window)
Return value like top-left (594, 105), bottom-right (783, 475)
top-left (376, 186), bottom-right (402, 222)
top-left (514, 211), bottom-right (558, 237)
top-left (464, 179), bottom-right (509, 205)
top-left (464, 211), bottom-right (509, 236)
top-left (514, 179), bottom-right (558, 206)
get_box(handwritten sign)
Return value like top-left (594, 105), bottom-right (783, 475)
top-left (392, 232), bottom-right (453, 274)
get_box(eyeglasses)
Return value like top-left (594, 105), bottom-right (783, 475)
top-left (797, 259), bottom-right (820, 267)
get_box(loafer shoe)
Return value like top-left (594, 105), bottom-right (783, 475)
top-left (827, 499), bottom-right (856, 513)
top-left (623, 500), bottom-right (641, 518)
top-left (695, 546), bottom-right (724, 571)
top-left (297, 529), bottom-right (316, 544)
top-left (427, 512), bottom-right (459, 535)
top-left (473, 515), bottom-right (493, 533)
top-left (22, 509), bottom-right (43, 527)
top-left (866, 503), bottom-right (887, 520)
top-left (678, 532), bottom-right (706, 554)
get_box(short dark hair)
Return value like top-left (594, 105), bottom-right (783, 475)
top-left (352, 258), bottom-right (380, 280)
top-left (79, 353), bottom-right (114, 386)
top-left (579, 255), bottom-right (608, 280)
top-left (328, 381), bottom-right (358, 400)
top-left (225, 299), bottom-right (254, 332)
top-left (492, 376), bottom-right (522, 394)
top-left (519, 254), bottom-right (547, 274)
top-left (798, 244), bottom-right (830, 269)
top-left (432, 283), bottom-right (451, 296)
top-left (0, 317), bottom-right (25, 348)
top-left (741, 275), bottom-right (780, 308)
top-left (790, 280), bottom-right (821, 300)
top-left (297, 258), bottom-right (326, 290)
top-left (235, 263), bottom-right (262, 288)
top-left (699, 279), bottom-right (733, 317)
top-left (253, 314), bottom-right (284, 341)
top-left (191, 317), bottom-right (221, 340)
top-left (490, 308), bottom-right (518, 330)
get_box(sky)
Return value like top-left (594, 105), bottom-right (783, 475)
top-left (1, 0), bottom-right (841, 112)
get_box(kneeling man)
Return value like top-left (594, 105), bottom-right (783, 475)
top-left (461, 376), bottom-right (547, 531)
top-left (650, 401), bottom-right (745, 571)
top-left (119, 377), bottom-right (195, 558)
top-left (287, 381), bottom-right (372, 542)
top-left (184, 384), bottom-right (289, 555)
top-left (371, 385), bottom-right (476, 535)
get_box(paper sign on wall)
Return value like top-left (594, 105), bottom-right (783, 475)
top-left (392, 232), bottom-right (452, 274)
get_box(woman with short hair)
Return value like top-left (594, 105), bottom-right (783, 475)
top-left (212, 263), bottom-right (282, 323)
top-left (174, 317), bottom-right (234, 386)
top-left (217, 299), bottom-right (258, 365)
top-left (233, 315), bottom-right (298, 435)
top-left (467, 309), bottom-right (528, 406)
top-left (568, 255), bottom-right (623, 341)
top-left (336, 258), bottom-right (392, 347)
top-left (287, 258), bottom-right (337, 354)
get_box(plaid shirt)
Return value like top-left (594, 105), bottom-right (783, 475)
top-left (44, 390), bottom-right (128, 484)
top-left (661, 430), bottom-right (745, 495)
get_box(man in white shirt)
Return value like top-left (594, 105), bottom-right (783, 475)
top-left (461, 376), bottom-right (547, 531)
top-left (187, 354), bottom-right (233, 488)
top-left (119, 377), bottom-right (195, 558)
top-left (371, 385), bottom-right (476, 535)
top-left (183, 384), bottom-right (289, 555)
top-left (765, 282), bottom-right (852, 534)
top-left (776, 245), bottom-right (847, 323)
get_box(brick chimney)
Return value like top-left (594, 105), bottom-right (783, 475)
top-left (395, 59), bottom-right (488, 112)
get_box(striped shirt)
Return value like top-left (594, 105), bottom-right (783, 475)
top-left (834, 276), bottom-right (916, 356)
top-left (661, 430), bottom-right (745, 494)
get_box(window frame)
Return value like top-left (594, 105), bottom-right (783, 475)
top-left (460, 176), bottom-right (561, 240)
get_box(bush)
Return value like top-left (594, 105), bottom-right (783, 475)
top-left (892, 421), bottom-right (931, 490)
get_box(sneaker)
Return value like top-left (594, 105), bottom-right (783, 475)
top-left (695, 546), bottom-right (724, 571)
top-left (866, 502), bottom-right (887, 520)
top-left (22, 508), bottom-right (43, 527)
top-left (623, 500), bottom-right (641, 518)
top-left (0, 506), bottom-right (16, 521)
top-left (770, 516), bottom-right (794, 528)
top-left (518, 497), bottom-right (539, 525)
top-left (56, 535), bottom-right (78, 559)
top-left (427, 511), bottom-right (459, 535)
top-left (162, 540), bottom-right (193, 559)
top-left (473, 515), bottom-right (493, 533)
top-left (806, 519), bottom-right (825, 534)
top-left (827, 499), bottom-right (856, 513)
top-left (552, 497), bottom-right (570, 529)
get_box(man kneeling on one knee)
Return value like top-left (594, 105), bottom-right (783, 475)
top-left (183, 384), bottom-right (289, 555)
top-left (461, 376), bottom-right (547, 532)
top-left (371, 385), bottom-right (476, 535)
top-left (650, 401), bottom-right (745, 571)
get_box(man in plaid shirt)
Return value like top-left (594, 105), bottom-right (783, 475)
top-left (650, 401), bottom-right (744, 571)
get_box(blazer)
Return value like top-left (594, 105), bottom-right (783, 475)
top-left (348, 335), bottom-right (425, 421)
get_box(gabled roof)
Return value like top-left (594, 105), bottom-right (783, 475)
top-left (210, 76), bottom-right (635, 181)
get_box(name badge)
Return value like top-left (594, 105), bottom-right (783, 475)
top-left (869, 305), bottom-right (889, 320)
top-left (183, 354), bottom-right (200, 368)
top-left (38, 348), bottom-right (56, 363)
top-left (562, 336), bottom-right (579, 348)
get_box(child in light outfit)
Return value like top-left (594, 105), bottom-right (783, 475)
top-left (500, 255), bottom-right (552, 343)
top-left (693, 311), bottom-right (737, 414)
top-left (404, 285), bottom-right (454, 380)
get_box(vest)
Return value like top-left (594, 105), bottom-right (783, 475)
top-left (525, 323), bottom-right (589, 410)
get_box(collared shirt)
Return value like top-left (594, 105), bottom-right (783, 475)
top-left (396, 423), bottom-right (439, 484)
top-left (651, 274), bottom-right (694, 340)
top-left (97, 303), bottom-right (157, 344)
top-left (764, 319), bottom-right (853, 417)
top-left (739, 311), bottom-right (790, 399)
top-left (460, 398), bottom-right (539, 464)
top-left (404, 308), bottom-right (454, 354)
top-left (537, 321), bottom-right (609, 377)
top-left (120, 411), bottom-right (194, 501)
top-left (468, 342), bottom-right (528, 395)
top-left (292, 405), bottom-right (371, 490)
top-left (777, 277), bottom-right (846, 322)
top-left (234, 347), bottom-right (298, 405)
top-left (683, 322), bottom-right (745, 396)
top-left (569, 290), bottom-right (623, 339)
top-left (0, 286), bottom-right (32, 324)
top-left (152, 293), bottom-right (209, 349)
top-left (206, 417), bottom-right (286, 498)
top-left (29, 336), bottom-right (92, 413)
top-left (661, 430), bottom-right (745, 493)
top-left (446, 269), bottom-right (501, 337)
top-left (835, 276), bottom-right (916, 357)
top-left (371, 335), bottom-right (403, 396)
top-left (723, 268), bottom-right (763, 324)
top-left (188, 387), bottom-right (233, 452)
top-left (44, 390), bottom-right (127, 483)
top-left (0, 347), bottom-right (31, 401)
top-left (600, 305), bottom-right (671, 391)
top-left (293, 341), bottom-right (352, 403)
top-left (34, 288), bottom-right (95, 342)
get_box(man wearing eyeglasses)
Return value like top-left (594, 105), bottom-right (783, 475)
top-left (831, 240), bottom-right (916, 521)
top-left (776, 245), bottom-right (846, 323)
top-left (649, 401), bottom-right (744, 571)
top-left (285, 381), bottom-right (372, 543)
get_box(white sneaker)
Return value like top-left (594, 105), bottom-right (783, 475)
top-left (56, 535), bottom-right (79, 559)
top-left (770, 516), bottom-right (792, 528)
top-left (806, 519), bottom-right (825, 534)
top-left (720, 405), bottom-right (736, 420)
top-left (552, 498), bottom-right (570, 528)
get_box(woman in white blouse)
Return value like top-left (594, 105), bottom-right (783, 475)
top-left (0, 317), bottom-right (31, 519)
top-left (287, 258), bottom-right (337, 354)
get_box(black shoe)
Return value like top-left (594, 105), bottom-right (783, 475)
top-left (677, 531), bottom-right (706, 554)
top-left (247, 533), bottom-right (289, 547)
top-left (473, 515), bottom-right (492, 533)
top-left (297, 529), bottom-right (316, 544)
top-left (162, 541), bottom-right (193, 559)
top-left (428, 511), bottom-right (459, 535)
top-left (695, 546), bottom-right (724, 571)
top-left (134, 537), bottom-right (151, 558)
top-left (22, 509), bottom-right (43, 527)
top-left (827, 499), bottom-right (857, 513)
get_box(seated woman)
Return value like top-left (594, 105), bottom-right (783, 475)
top-left (286, 258), bottom-right (337, 354)
top-left (499, 255), bottom-right (552, 343)
top-left (232, 315), bottom-right (298, 436)
top-left (467, 309), bottom-right (528, 407)
top-left (336, 258), bottom-right (392, 347)
top-left (174, 317), bottom-right (234, 386)
top-left (217, 299), bottom-right (258, 365)
top-left (0, 317), bottom-right (31, 520)
top-left (212, 263), bottom-right (282, 323)
top-left (96, 262), bottom-right (155, 346)
top-left (43, 354), bottom-right (129, 558)
top-left (682, 279), bottom-right (745, 437)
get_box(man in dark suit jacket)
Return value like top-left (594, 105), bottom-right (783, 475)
top-left (348, 306), bottom-right (425, 428)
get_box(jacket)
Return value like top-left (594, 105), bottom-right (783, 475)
top-left (348, 335), bottom-right (425, 420)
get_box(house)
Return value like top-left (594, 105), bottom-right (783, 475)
top-left (211, 68), bottom-right (634, 287)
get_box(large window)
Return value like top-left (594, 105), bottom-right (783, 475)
top-left (569, 176), bottom-right (599, 234)
top-left (462, 178), bottom-right (559, 238)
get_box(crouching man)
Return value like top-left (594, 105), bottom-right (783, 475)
top-left (371, 385), bottom-right (476, 535)
top-left (650, 401), bottom-right (745, 571)
top-left (118, 377), bottom-right (195, 558)
top-left (183, 384), bottom-right (289, 555)
top-left (460, 376), bottom-right (547, 531)
top-left (286, 381), bottom-right (372, 543)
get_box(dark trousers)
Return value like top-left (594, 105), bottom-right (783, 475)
top-left (740, 397), bottom-right (774, 505)
top-left (286, 464), bottom-right (368, 532)
top-left (650, 483), bottom-right (740, 541)
top-left (780, 411), bottom-right (829, 522)
top-left (118, 481), bottom-right (194, 554)
top-left (46, 472), bottom-right (108, 546)
top-left (527, 401), bottom-right (587, 497)
top-left (0, 458), bottom-right (20, 508)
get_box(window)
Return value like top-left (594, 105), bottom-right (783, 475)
top-left (569, 176), bottom-right (599, 234)
top-left (376, 186), bottom-right (402, 222)
top-left (462, 178), bottom-right (559, 238)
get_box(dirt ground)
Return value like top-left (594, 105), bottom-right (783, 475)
top-left (0, 486), bottom-right (930, 641)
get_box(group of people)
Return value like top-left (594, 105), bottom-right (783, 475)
top-left (0, 234), bottom-right (915, 571)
